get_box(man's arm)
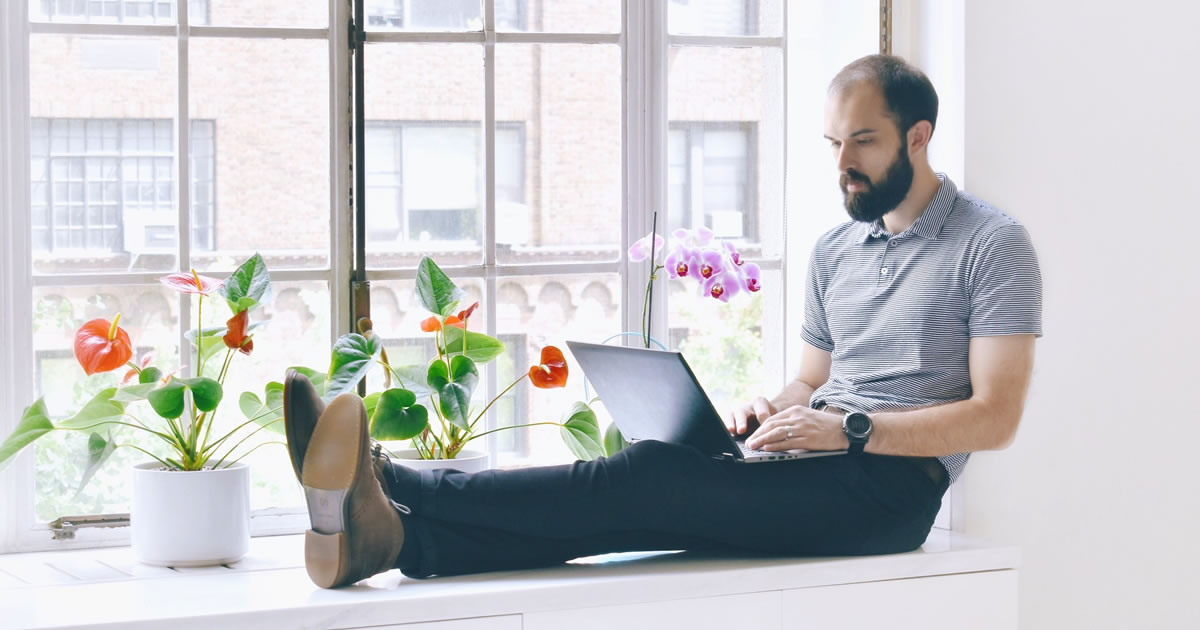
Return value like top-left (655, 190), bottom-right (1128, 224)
top-left (867, 334), bottom-right (1036, 455)
top-left (727, 341), bottom-right (831, 435)
top-left (748, 334), bottom-right (1037, 455)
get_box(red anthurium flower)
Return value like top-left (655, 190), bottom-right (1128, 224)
top-left (223, 310), bottom-right (254, 355)
top-left (75, 314), bottom-right (134, 376)
top-left (160, 269), bottom-right (222, 295)
top-left (528, 346), bottom-right (569, 389)
top-left (456, 302), bottom-right (479, 328)
top-left (421, 315), bottom-right (464, 332)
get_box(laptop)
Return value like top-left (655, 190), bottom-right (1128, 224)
top-left (565, 341), bottom-right (847, 463)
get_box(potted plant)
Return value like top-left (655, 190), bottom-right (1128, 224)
top-left (245, 256), bottom-right (609, 473)
top-left (0, 253), bottom-right (283, 566)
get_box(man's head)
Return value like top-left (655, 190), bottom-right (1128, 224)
top-left (824, 55), bottom-right (938, 223)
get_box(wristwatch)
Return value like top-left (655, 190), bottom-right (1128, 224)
top-left (842, 411), bottom-right (873, 455)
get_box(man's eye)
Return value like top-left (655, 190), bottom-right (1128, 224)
top-left (857, 138), bottom-right (873, 145)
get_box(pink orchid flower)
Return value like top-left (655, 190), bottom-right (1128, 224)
top-left (628, 232), bottom-right (666, 263)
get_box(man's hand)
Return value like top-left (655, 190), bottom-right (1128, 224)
top-left (745, 406), bottom-right (850, 452)
top-left (726, 397), bottom-right (777, 437)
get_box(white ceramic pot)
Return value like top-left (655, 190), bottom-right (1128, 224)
top-left (385, 447), bottom-right (491, 474)
top-left (131, 461), bottom-right (251, 567)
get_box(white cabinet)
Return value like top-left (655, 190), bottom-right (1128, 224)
top-left (780, 570), bottom-right (1018, 629)
top-left (524, 591), bottom-right (780, 630)
top-left (340, 615), bottom-right (521, 630)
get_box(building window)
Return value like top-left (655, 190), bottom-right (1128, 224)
top-left (668, 122), bottom-right (756, 240)
top-left (33, 0), bottom-right (210, 25)
top-left (365, 122), bottom-right (524, 244)
top-left (365, 0), bottom-right (524, 31)
top-left (668, 0), bottom-right (754, 36)
top-left (30, 118), bottom-right (217, 255)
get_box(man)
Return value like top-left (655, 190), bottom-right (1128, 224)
top-left (286, 54), bottom-right (1042, 589)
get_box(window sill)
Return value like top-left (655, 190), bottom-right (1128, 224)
top-left (1, 529), bottom-right (1018, 630)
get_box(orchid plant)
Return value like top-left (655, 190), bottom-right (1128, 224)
top-left (0, 254), bottom-right (282, 492)
top-left (628, 224), bottom-right (762, 348)
top-left (243, 256), bottom-right (603, 461)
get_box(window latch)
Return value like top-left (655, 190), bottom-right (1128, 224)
top-left (48, 513), bottom-right (131, 541)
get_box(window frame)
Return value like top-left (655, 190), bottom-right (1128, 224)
top-left (0, 0), bottom-right (807, 553)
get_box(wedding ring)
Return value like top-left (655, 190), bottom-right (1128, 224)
top-left (785, 428), bottom-right (792, 439)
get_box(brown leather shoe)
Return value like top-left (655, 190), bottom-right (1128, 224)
top-left (283, 369), bottom-right (325, 483)
top-left (285, 371), bottom-right (398, 501)
top-left (301, 393), bottom-right (408, 589)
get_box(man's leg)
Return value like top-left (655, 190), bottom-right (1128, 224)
top-left (382, 439), bottom-right (949, 578)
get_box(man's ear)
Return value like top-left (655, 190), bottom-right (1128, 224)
top-left (907, 120), bottom-right (934, 155)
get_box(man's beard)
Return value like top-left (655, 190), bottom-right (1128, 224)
top-left (840, 145), bottom-right (914, 224)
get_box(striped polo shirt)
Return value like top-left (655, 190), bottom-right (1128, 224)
top-left (801, 174), bottom-right (1043, 485)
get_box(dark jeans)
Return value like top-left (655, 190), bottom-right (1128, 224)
top-left (381, 440), bottom-right (950, 579)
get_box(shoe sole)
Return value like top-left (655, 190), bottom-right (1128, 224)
top-left (300, 394), bottom-right (365, 589)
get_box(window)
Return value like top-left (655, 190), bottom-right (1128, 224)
top-left (365, 0), bottom-right (524, 31)
top-left (365, 122), bottom-right (524, 244)
top-left (0, 0), bottom-right (901, 553)
top-left (31, 0), bottom-right (210, 25)
top-left (668, 0), bottom-right (755, 37)
top-left (668, 122), bottom-right (756, 239)
top-left (30, 118), bottom-right (216, 259)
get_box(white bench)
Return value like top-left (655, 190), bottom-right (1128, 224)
top-left (0, 529), bottom-right (1018, 629)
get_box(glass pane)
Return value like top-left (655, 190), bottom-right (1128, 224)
top-left (498, 0), bottom-right (619, 34)
top-left (200, 280), bottom-right (332, 511)
top-left (29, 0), bottom-right (202, 25)
top-left (668, 45), bottom-right (784, 258)
top-left (365, 44), bottom-right (484, 269)
top-left (668, 0), bottom-right (782, 37)
top-left (495, 44), bottom-right (621, 263)
top-left (365, 0), bottom-right (481, 32)
top-left (32, 284), bottom-right (181, 521)
top-left (203, 0), bottom-right (325, 28)
top-left (30, 35), bottom-right (179, 274)
top-left (190, 38), bottom-right (330, 271)
top-left (495, 273), bottom-right (621, 468)
top-left (666, 267), bottom-right (781, 418)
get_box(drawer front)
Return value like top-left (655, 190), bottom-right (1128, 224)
top-left (781, 570), bottom-right (1018, 629)
top-left (340, 615), bottom-right (522, 630)
top-left (524, 591), bottom-right (780, 630)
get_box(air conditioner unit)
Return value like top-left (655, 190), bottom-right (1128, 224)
top-left (122, 208), bottom-right (178, 255)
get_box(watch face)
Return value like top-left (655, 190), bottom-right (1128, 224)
top-left (845, 413), bottom-right (872, 438)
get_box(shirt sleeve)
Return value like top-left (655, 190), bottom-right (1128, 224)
top-left (968, 224), bottom-right (1044, 338)
top-left (800, 246), bottom-right (835, 351)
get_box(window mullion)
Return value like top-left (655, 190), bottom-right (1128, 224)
top-left (623, 0), bottom-right (668, 343)
top-left (483, 0), bottom-right (499, 444)
top-left (329, 0), bottom-right (353, 347)
top-left (175, 0), bottom-right (192, 387)
top-left (0, 0), bottom-right (36, 553)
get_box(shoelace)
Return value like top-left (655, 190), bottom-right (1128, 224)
top-left (371, 440), bottom-right (413, 516)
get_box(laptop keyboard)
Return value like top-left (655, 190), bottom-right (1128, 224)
top-left (736, 441), bottom-right (772, 457)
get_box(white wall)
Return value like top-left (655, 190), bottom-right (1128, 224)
top-left (915, 1), bottom-right (1200, 628)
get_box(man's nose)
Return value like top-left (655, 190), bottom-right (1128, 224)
top-left (836, 145), bottom-right (856, 174)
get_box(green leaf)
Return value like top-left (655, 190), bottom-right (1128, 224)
top-left (147, 381), bottom-right (187, 419)
top-left (415, 256), bottom-right (467, 317)
top-left (177, 377), bottom-right (223, 412)
top-left (57, 388), bottom-right (125, 431)
top-left (0, 400), bottom-right (54, 471)
top-left (113, 382), bottom-right (157, 402)
top-left (138, 367), bottom-right (163, 384)
top-left (559, 401), bottom-right (605, 461)
top-left (441, 327), bottom-right (506, 363)
top-left (371, 388), bottom-right (429, 441)
top-left (239, 382), bottom-right (285, 435)
top-left (75, 430), bottom-right (117, 497)
top-left (426, 356), bottom-right (478, 430)
top-left (362, 391), bottom-right (382, 420)
top-left (326, 333), bottom-right (382, 401)
top-left (217, 252), bottom-right (272, 313)
top-left (603, 422), bottom-right (629, 457)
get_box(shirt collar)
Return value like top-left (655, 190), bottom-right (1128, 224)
top-left (856, 173), bottom-right (957, 244)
